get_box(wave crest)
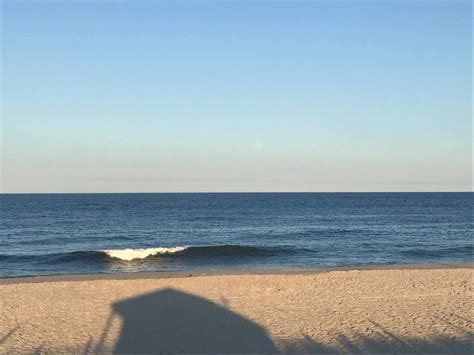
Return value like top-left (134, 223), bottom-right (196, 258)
top-left (100, 245), bottom-right (282, 261)
top-left (0, 245), bottom-right (299, 264)
top-left (101, 247), bottom-right (188, 261)
top-left (401, 245), bottom-right (473, 258)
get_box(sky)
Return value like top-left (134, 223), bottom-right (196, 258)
top-left (1, 0), bottom-right (472, 193)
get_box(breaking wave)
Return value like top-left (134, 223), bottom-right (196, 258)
top-left (101, 246), bottom-right (188, 261)
top-left (100, 245), bottom-right (293, 261)
top-left (400, 245), bottom-right (473, 258)
top-left (0, 245), bottom-right (298, 264)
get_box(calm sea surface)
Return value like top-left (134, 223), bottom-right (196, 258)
top-left (0, 193), bottom-right (472, 277)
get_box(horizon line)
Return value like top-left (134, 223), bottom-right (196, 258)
top-left (0, 191), bottom-right (472, 195)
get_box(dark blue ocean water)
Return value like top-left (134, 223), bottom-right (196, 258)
top-left (0, 193), bottom-right (472, 278)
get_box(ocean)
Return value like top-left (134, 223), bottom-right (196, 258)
top-left (0, 192), bottom-right (472, 278)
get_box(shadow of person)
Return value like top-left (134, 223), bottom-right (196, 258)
top-left (112, 288), bottom-right (277, 354)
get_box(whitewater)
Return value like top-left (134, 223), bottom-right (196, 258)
top-left (101, 246), bottom-right (189, 261)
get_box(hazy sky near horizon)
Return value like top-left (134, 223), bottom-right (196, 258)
top-left (1, 0), bottom-right (472, 192)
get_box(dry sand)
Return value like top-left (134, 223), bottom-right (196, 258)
top-left (0, 265), bottom-right (472, 354)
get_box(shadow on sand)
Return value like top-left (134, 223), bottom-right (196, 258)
top-left (5, 287), bottom-right (472, 354)
top-left (108, 288), bottom-right (277, 353)
top-left (90, 287), bottom-right (473, 354)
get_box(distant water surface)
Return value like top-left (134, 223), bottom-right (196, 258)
top-left (0, 192), bottom-right (472, 277)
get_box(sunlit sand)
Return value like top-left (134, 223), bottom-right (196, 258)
top-left (1, 265), bottom-right (472, 353)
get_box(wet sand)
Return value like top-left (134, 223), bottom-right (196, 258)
top-left (1, 264), bottom-right (472, 353)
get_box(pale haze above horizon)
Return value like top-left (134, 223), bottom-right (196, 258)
top-left (1, 0), bottom-right (472, 193)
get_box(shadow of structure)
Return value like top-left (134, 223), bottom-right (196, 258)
top-left (7, 297), bottom-right (473, 354)
top-left (95, 288), bottom-right (472, 354)
top-left (110, 288), bottom-right (277, 354)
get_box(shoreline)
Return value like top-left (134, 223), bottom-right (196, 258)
top-left (1, 261), bottom-right (471, 285)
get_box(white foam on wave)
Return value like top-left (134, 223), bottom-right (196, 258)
top-left (101, 246), bottom-right (188, 261)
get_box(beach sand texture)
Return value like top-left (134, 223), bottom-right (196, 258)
top-left (1, 267), bottom-right (472, 354)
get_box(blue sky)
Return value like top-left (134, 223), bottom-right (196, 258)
top-left (1, 0), bottom-right (472, 192)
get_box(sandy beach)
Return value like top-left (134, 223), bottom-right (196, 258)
top-left (1, 264), bottom-right (472, 354)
